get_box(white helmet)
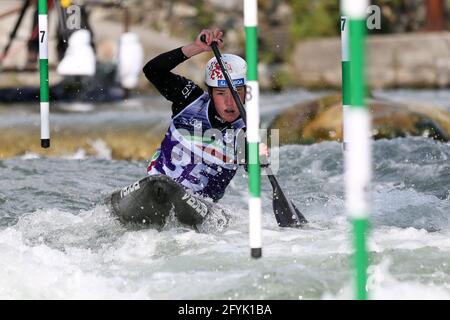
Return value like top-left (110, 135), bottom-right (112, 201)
top-left (205, 54), bottom-right (247, 88)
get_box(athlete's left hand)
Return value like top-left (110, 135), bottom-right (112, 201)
top-left (259, 143), bottom-right (269, 158)
top-left (241, 143), bottom-right (270, 171)
top-left (259, 143), bottom-right (270, 167)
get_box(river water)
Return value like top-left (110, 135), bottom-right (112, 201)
top-left (0, 89), bottom-right (449, 299)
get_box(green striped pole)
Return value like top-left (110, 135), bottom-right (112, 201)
top-left (245, 0), bottom-right (262, 259)
top-left (341, 15), bottom-right (350, 151)
top-left (39, 0), bottom-right (50, 148)
top-left (342, 0), bottom-right (372, 300)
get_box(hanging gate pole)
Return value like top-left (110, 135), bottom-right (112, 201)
top-left (341, 15), bottom-right (351, 151)
top-left (39, 0), bottom-right (50, 148)
top-left (342, 0), bottom-right (372, 300)
top-left (244, 0), bottom-right (262, 259)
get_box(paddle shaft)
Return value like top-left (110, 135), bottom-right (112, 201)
top-left (203, 37), bottom-right (296, 212)
top-left (201, 36), bottom-right (307, 226)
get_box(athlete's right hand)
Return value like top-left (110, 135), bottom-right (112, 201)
top-left (195, 29), bottom-right (224, 52)
top-left (182, 29), bottom-right (224, 58)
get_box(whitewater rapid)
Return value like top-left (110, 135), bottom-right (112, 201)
top-left (0, 90), bottom-right (449, 299)
top-left (0, 136), bottom-right (449, 299)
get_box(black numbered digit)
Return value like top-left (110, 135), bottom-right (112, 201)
top-left (40, 30), bottom-right (46, 43)
top-left (246, 85), bottom-right (253, 102)
top-left (341, 17), bottom-right (346, 32)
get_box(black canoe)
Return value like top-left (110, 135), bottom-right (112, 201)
top-left (108, 174), bottom-right (229, 231)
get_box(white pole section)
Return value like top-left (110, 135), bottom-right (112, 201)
top-left (245, 0), bottom-right (262, 259)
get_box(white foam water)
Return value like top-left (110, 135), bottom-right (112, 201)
top-left (0, 136), bottom-right (449, 299)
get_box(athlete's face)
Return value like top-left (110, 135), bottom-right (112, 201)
top-left (211, 87), bottom-right (246, 123)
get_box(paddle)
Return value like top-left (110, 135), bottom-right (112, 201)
top-left (201, 35), bottom-right (307, 227)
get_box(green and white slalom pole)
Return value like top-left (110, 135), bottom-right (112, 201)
top-left (342, 0), bottom-right (371, 300)
top-left (245, 0), bottom-right (262, 259)
top-left (39, 0), bottom-right (50, 148)
top-left (341, 15), bottom-right (350, 151)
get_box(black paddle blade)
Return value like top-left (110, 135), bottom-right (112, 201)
top-left (270, 176), bottom-right (308, 228)
top-left (273, 191), bottom-right (307, 228)
top-left (291, 201), bottom-right (308, 225)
